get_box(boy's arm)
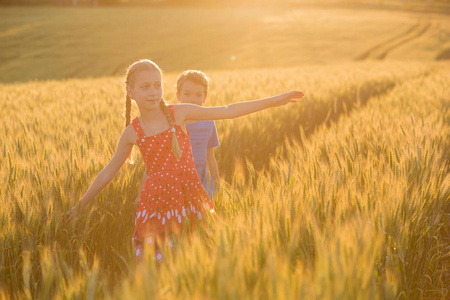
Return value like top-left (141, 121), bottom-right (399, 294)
top-left (207, 148), bottom-right (220, 193)
top-left (135, 170), bottom-right (148, 206)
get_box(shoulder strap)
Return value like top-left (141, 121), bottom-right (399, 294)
top-left (132, 117), bottom-right (146, 139)
top-left (168, 105), bottom-right (177, 126)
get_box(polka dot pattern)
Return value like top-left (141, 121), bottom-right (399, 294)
top-left (131, 105), bottom-right (215, 262)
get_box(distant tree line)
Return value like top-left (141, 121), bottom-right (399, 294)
top-left (1, 0), bottom-right (449, 6)
top-left (0, 0), bottom-right (289, 6)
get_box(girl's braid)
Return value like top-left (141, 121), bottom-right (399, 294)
top-left (124, 75), bottom-right (134, 163)
top-left (125, 94), bottom-right (132, 127)
top-left (124, 71), bottom-right (133, 127)
top-left (160, 100), bottom-right (181, 160)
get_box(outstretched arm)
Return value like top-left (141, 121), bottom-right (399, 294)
top-left (66, 126), bottom-right (136, 222)
top-left (176, 91), bottom-right (304, 123)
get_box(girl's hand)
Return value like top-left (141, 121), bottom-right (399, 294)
top-left (272, 91), bottom-right (304, 107)
top-left (65, 205), bottom-right (80, 223)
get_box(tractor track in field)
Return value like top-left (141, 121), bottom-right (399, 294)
top-left (221, 68), bottom-right (436, 179)
top-left (357, 20), bottom-right (432, 61)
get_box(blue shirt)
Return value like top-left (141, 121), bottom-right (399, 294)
top-left (186, 121), bottom-right (220, 197)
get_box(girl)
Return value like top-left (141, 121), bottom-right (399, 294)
top-left (65, 59), bottom-right (304, 262)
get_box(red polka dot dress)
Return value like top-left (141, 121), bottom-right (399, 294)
top-left (131, 105), bottom-right (215, 262)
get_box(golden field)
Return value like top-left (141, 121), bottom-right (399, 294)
top-left (0, 5), bottom-right (449, 300)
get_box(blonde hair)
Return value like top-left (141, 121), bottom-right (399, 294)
top-left (124, 59), bottom-right (181, 160)
top-left (176, 70), bottom-right (209, 96)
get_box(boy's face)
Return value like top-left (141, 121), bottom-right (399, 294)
top-left (177, 80), bottom-right (207, 106)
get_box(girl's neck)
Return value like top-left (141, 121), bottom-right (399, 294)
top-left (139, 105), bottom-right (164, 121)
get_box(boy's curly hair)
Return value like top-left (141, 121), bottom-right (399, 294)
top-left (176, 70), bottom-right (209, 96)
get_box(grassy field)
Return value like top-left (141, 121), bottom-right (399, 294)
top-left (1, 5), bottom-right (449, 300)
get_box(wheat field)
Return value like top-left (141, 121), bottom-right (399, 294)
top-left (1, 5), bottom-right (449, 300)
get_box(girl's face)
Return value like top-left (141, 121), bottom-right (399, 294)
top-left (177, 80), bottom-right (207, 106)
top-left (128, 69), bottom-right (163, 110)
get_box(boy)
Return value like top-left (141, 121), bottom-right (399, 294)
top-left (176, 70), bottom-right (221, 197)
top-left (135, 70), bottom-right (220, 203)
